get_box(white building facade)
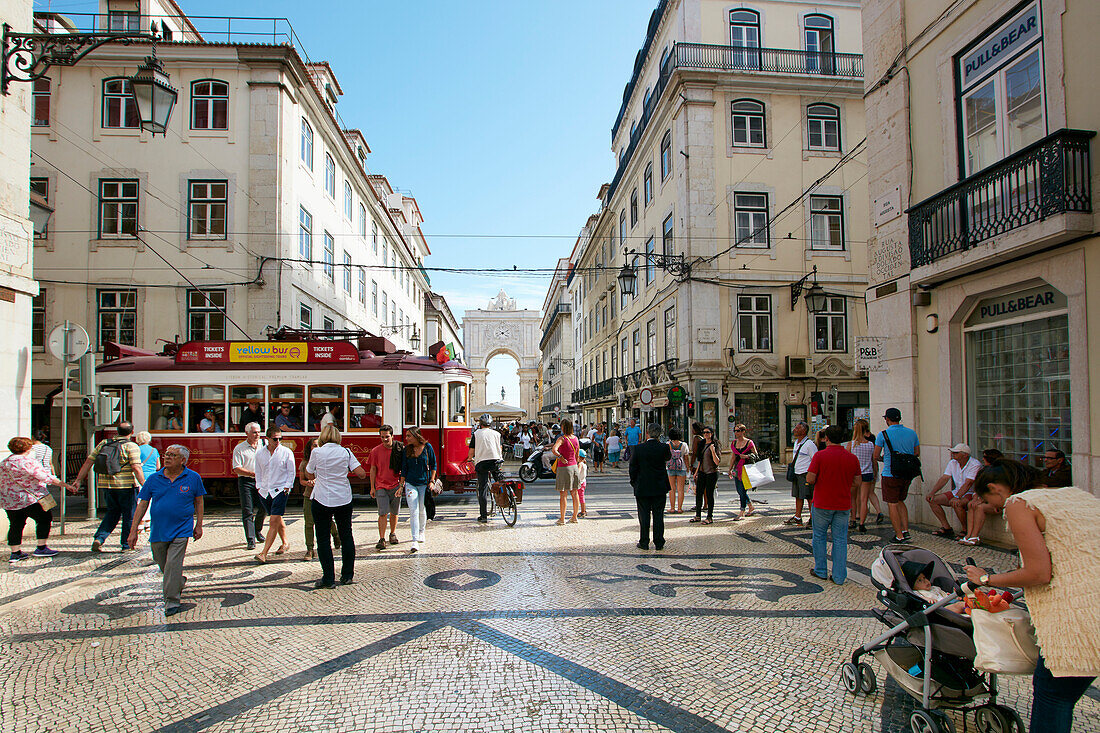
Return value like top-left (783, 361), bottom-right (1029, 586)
top-left (29, 3), bottom-right (430, 433)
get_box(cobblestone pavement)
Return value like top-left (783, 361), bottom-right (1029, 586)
top-left (3, 471), bottom-right (1098, 732)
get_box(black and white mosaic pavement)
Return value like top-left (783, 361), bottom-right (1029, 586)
top-left (2, 472), bottom-right (1097, 732)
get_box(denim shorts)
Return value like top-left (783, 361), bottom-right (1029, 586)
top-left (861, 472), bottom-right (874, 482)
top-left (667, 469), bottom-right (688, 477)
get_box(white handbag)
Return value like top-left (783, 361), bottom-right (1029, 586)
top-left (971, 607), bottom-right (1040, 675)
top-left (743, 459), bottom-right (775, 488)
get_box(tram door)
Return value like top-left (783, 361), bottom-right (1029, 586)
top-left (402, 385), bottom-right (443, 454)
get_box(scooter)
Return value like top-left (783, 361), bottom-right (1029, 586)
top-left (518, 439), bottom-right (592, 483)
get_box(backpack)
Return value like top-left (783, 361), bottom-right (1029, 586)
top-left (882, 430), bottom-right (922, 482)
top-left (666, 441), bottom-right (686, 472)
top-left (93, 438), bottom-right (128, 476)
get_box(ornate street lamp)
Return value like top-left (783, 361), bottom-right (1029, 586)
top-left (128, 46), bottom-right (177, 136)
top-left (547, 361), bottom-right (556, 379)
top-left (617, 263), bottom-right (637, 297)
top-left (804, 283), bottom-right (828, 314)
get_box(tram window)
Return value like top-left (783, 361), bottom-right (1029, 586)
top-left (189, 385), bottom-right (226, 433)
top-left (149, 386), bottom-right (184, 432)
top-left (448, 382), bottom-right (467, 425)
top-left (403, 387), bottom-right (417, 427)
top-left (348, 384), bottom-right (383, 431)
top-left (308, 385), bottom-right (344, 431)
top-left (420, 388), bottom-right (439, 427)
top-left (269, 385), bottom-right (304, 431)
top-left (230, 385), bottom-right (265, 432)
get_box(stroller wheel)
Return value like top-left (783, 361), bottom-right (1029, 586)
top-left (857, 662), bottom-right (877, 693)
top-left (975, 705), bottom-right (1019, 733)
top-left (910, 709), bottom-right (953, 733)
top-left (841, 662), bottom-right (860, 694)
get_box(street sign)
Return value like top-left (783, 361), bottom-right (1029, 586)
top-left (639, 387), bottom-right (653, 406)
top-left (47, 322), bottom-right (90, 361)
top-left (668, 385), bottom-right (686, 404)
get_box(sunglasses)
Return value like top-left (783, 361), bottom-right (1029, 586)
top-left (270, 436), bottom-right (282, 441)
top-left (703, 430), bottom-right (713, 435)
top-left (735, 428), bottom-right (745, 432)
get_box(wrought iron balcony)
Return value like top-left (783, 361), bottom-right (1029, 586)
top-left (539, 303), bottom-right (572, 347)
top-left (908, 129), bottom-right (1094, 269)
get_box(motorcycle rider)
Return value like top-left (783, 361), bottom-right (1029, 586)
top-left (468, 414), bottom-right (504, 524)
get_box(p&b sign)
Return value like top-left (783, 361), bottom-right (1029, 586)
top-left (856, 337), bottom-right (887, 372)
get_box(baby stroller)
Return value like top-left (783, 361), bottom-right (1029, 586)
top-left (840, 545), bottom-right (1025, 733)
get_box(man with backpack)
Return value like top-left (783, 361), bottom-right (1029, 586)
top-left (873, 407), bottom-right (921, 542)
top-left (74, 421), bottom-right (145, 552)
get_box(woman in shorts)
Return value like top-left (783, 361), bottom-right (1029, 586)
top-left (552, 418), bottom-right (582, 524)
top-left (846, 419), bottom-right (883, 533)
top-left (665, 427), bottom-right (688, 514)
top-left (606, 429), bottom-right (622, 468)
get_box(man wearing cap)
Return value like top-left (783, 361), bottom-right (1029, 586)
top-left (924, 443), bottom-right (982, 538)
top-left (199, 408), bottom-right (223, 433)
top-left (468, 414), bottom-right (504, 523)
top-left (873, 407), bottom-right (920, 542)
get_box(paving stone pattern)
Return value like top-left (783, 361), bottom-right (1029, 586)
top-left (2, 473), bottom-right (1098, 732)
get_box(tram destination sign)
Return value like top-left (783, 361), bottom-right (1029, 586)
top-left (175, 341), bottom-right (361, 365)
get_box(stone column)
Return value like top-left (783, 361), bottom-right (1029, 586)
top-left (470, 368), bottom-right (489, 409)
top-left (518, 369), bottom-right (538, 421)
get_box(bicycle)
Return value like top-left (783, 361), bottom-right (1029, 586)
top-left (488, 478), bottom-right (520, 527)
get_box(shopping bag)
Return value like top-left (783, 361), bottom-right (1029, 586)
top-left (743, 459), bottom-right (775, 488)
top-left (972, 607), bottom-right (1039, 675)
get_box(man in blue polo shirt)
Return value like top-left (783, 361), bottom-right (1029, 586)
top-left (623, 419), bottom-right (642, 462)
top-left (873, 407), bottom-right (920, 543)
top-left (127, 444), bottom-right (205, 617)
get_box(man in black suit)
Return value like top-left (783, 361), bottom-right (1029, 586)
top-left (629, 423), bottom-right (672, 550)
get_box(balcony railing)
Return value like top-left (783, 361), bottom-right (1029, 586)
top-left (908, 129), bottom-right (1095, 268)
top-left (608, 42), bottom-right (862, 199)
top-left (540, 303), bottom-right (572, 346)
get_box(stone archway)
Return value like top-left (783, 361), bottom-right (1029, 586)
top-left (462, 290), bottom-right (542, 420)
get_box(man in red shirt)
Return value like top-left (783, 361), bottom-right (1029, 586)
top-left (367, 424), bottom-right (402, 551)
top-left (806, 424), bottom-right (861, 585)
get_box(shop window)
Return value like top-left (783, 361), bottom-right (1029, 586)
top-left (735, 392), bottom-right (779, 458)
top-left (448, 382), bottom-right (468, 424)
top-left (967, 305), bottom-right (1069, 465)
top-left (270, 385), bottom-right (305, 431)
top-left (348, 384), bottom-right (384, 431)
top-left (189, 385), bottom-right (226, 433)
top-left (230, 385), bottom-right (265, 432)
top-left (814, 297), bottom-right (847, 352)
top-left (737, 295), bottom-right (772, 352)
top-left (308, 384), bottom-right (344, 431)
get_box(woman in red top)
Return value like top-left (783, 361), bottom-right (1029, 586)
top-left (1, 437), bottom-right (76, 561)
top-left (726, 423), bottom-right (757, 521)
top-left (552, 418), bottom-right (582, 524)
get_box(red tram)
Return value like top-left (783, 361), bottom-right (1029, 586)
top-left (95, 334), bottom-right (476, 496)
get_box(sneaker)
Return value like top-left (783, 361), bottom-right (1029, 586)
top-left (32, 546), bottom-right (59, 557)
top-left (388, 533), bottom-right (399, 545)
top-left (416, 535), bottom-right (425, 544)
top-left (375, 539), bottom-right (386, 551)
top-left (90, 540), bottom-right (102, 553)
top-left (9, 550), bottom-right (29, 563)
top-left (875, 513), bottom-right (885, 525)
top-left (256, 534), bottom-right (265, 543)
top-left (247, 540), bottom-right (256, 550)
top-left (858, 523), bottom-right (867, 533)
top-left (409, 542), bottom-right (419, 554)
top-left (902, 531), bottom-right (912, 541)
top-left (477, 516), bottom-right (489, 524)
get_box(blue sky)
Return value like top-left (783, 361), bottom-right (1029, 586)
top-left (37, 0), bottom-right (657, 399)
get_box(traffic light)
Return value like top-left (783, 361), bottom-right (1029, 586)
top-left (824, 389), bottom-right (838, 423)
top-left (686, 400), bottom-right (695, 412)
top-left (81, 396), bottom-right (95, 420)
top-left (66, 366), bottom-right (80, 393)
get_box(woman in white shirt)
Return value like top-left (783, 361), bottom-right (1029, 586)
top-left (304, 425), bottom-right (366, 589)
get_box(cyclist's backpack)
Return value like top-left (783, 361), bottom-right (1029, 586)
top-left (93, 438), bottom-right (127, 476)
top-left (882, 431), bottom-right (922, 482)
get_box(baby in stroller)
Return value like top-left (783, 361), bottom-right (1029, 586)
top-left (843, 546), bottom-right (1024, 733)
top-left (902, 559), bottom-right (968, 614)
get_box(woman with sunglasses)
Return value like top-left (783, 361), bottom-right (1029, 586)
top-left (726, 424), bottom-right (757, 521)
top-left (691, 426), bottom-right (721, 525)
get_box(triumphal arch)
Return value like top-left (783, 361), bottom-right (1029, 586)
top-left (462, 290), bottom-right (541, 420)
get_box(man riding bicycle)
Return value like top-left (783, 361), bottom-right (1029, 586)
top-left (468, 414), bottom-right (504, 524)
